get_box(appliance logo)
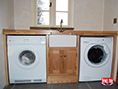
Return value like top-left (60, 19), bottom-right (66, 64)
top-left (101, 78), bottom-right (113, 86)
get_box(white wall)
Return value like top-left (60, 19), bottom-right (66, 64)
top-left (14, 0), bottom-right (31, 29)
top-left (104, 0), bottom-right (118, 31)
top-left (0, 0), bottom-right (14, 89)
top-left (74, 0), bottom-right (104, 31)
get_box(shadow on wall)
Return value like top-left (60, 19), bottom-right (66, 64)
top-left (0, 0), bottom-right (14, 89)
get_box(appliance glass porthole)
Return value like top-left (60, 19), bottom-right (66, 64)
top-left (87, 45), bottom-right (107, 64)
top-left (19, 50), bottom-right (35, 66)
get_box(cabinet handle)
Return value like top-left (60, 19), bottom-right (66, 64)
top-left (60, 55), bottom-right (62, 57)
top-left (64, 55), bottom-right (66, 57)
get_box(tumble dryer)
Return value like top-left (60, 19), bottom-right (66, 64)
top-left (79, 36), bottom-right (114, 82)
top-left (7, 35), bottom-right (46, 84)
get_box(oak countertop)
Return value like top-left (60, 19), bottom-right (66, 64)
top-left (2, 29), bottom-right (117, 36)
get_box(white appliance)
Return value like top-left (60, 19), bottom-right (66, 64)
top-left (79, 36), bottom-right (114, 82)
top-left (7, 35), bottom-right (46, 84)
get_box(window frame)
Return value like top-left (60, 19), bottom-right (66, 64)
top-left (33, 0), bottom-right (73, 27)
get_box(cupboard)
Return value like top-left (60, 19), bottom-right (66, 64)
top-left (49, 48), bottom-right (77, 75)
top-left (47, 48), bottom-right (78, 83)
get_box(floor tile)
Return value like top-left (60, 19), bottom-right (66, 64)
top-left (78, 82), bottom-right (90, 89)
top-left (52, 83), bottom-right (77, 89)
top-left (10, 83), bottom-right (51, 89)
top-left (4, 85), bottom-right (14, 89)
top-left (5, 82), bottom-right (118, 89)
top-left (52, 83), bottom-right (89, 89)
top-left (28, 83), bottom-right (51, 89)
top-left (87, 82), bottom-right (118, 89)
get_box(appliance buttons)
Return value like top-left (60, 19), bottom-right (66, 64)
top-left (23, 39), bottom-right (29, 42)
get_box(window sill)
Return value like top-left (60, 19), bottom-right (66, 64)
top-left (30, 26), bottom-right (74, 30)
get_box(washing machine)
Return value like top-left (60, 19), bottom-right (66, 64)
top-left (7, 35), bottom-right (46, 84)
top-left (79, 36), bottom-right (114, 82)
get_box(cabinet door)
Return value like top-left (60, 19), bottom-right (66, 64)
top-left (49, 50), bottom-right (63, 75)
top-left (49, 49), bottom-right (77, 76)
top-left (63, 50), bottom-right (77, 75)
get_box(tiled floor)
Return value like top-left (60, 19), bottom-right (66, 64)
top-left (4, 82), bottom-right (118, 89)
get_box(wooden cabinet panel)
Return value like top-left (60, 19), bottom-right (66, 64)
top-left (49, 50), bottom-right (62, 74)
top-left (63, 50), bottom-right (76, 75)
top-left (48, 49), bottom-right (77, 76)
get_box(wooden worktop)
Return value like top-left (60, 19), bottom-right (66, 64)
top-left (2, 29), bottom-right (117, 36)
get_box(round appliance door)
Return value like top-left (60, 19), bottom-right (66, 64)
top-left (15, 47), bottom-right (40, 70)
top-left (84, 44), bottom-right (110, 67)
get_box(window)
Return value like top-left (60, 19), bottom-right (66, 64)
top-left (33, 0), bottom-right (72, 27)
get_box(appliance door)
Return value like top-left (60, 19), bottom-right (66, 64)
top-left (15, 46), bottom-right (40, 70)
top-left (84, 43), bottom-right (110, 67)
